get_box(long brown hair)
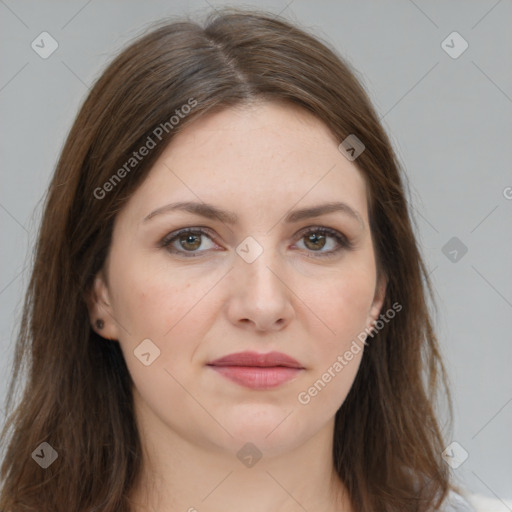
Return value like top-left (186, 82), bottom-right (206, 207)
top-left (0, 8), bottom-right (453, 511)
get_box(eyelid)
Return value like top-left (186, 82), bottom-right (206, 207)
top-left (295, 225), bottom-right (352, 246)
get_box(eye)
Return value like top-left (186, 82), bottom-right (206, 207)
top-left (293, 226), bottom-right (353, 258)
top-left (160, 225), bottom-right (353, 259)
top-left (160, 227), bottom-right (219, 257)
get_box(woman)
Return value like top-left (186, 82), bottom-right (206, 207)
top-left (0, 8), bottom-right (475, 512)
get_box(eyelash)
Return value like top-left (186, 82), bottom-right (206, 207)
top-left (160, 226), bottom-right (353, 259)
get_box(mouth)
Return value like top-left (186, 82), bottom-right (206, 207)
top-left (207, 351), bottom-right (305, 390)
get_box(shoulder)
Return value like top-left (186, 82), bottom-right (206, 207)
top-left (437, 489), bottom-right (477, 512)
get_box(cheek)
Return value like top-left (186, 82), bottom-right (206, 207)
top-left (108, 249), bottom-right (212, 340)
top-left (108, 261), bottom-right (208, 415)
top-left (296, 272), bottom-right (371, 414)
top-left (107, 252), bottom-right (229, 396)
top-left (308, 262), bottom-right (376, 347)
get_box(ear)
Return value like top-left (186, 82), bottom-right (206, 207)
top-left (366, 273), bottom-right (387, 330)
top-left (86, 269), bottom-right (119, 341)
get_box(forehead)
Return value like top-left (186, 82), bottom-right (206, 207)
top-left (119, 101), bottom-right (370, 228)
top-left (170, 100), bottom-right (341, 158)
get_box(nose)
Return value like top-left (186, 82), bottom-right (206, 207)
top-left (225, 246), bottom-right (295, 333)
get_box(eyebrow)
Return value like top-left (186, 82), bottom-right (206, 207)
top-left (143, 200), bottom-right (364, 228)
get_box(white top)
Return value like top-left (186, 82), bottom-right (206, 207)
top-left (440, 490), bottom-right (477, 511)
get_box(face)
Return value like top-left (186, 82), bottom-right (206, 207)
top-left (89, 101), bottom-right (386, 458)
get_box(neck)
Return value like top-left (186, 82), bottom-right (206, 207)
top-left (127, 389), bottom-right (352, 512)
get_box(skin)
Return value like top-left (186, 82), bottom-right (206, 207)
top-left (88, 101), bottom-right (386, 512)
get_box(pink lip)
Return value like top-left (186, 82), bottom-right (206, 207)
top-left (207, 351), bottom-right (304, 390)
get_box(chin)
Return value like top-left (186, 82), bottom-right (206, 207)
top-left (214, 409), bottom-right (309, 453)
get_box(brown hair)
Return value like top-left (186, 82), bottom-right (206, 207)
top-left (0, 8), bottom-right (454, 511)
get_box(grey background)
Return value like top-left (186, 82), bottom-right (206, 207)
top-left (1, 0), bottom-right (511, 505)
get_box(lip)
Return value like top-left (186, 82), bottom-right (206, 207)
top-left (207, 351), bottom-right (304, 390)
top-left (208, 351), bottom-right (303, 368)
